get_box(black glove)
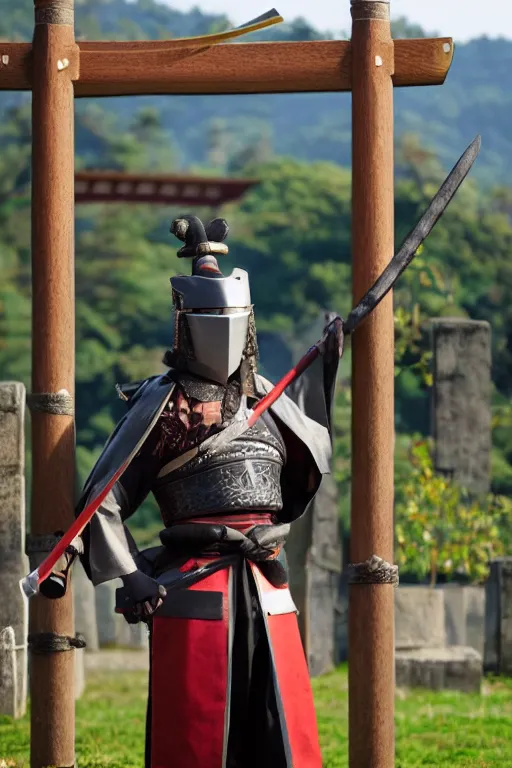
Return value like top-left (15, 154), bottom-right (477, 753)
top-left (121, 570), bottom-right (167, 621)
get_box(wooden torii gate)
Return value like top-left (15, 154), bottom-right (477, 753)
top-left (1, 2), bottom-right (453, 767)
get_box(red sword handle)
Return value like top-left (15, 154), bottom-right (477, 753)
top-left (21, 458), bottom-right (130, 596)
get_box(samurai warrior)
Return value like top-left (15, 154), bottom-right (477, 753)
top-left (32, 134), bottom-right (480, 768)
top-left (45, 215), bottom-right (342, 768)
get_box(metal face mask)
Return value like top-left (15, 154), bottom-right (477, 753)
top-left (169, 216), bottom-right (253, 385)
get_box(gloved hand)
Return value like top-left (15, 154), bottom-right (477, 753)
top-left (121, 570), bottom-right (167, 621)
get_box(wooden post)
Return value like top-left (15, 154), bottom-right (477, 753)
top-left (349, 2), bottom-right (396, 768)
top-left (30, 1), bottom-right (77, 766)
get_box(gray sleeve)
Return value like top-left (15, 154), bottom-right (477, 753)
top-left (86, 445), bottom-right (160, 587)
top-left (87, 486), bottom-right (138, 586)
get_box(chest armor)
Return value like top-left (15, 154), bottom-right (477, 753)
top-left (152, 410), bottom-right (286, 525)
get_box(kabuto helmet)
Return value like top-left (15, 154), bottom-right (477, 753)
top-left (167, 215), bottom-right (257, 387)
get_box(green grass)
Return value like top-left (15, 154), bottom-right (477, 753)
top-left (315, 669), bottom-right (512, 768)
top-left (1, 666), bottom-right (512, 767)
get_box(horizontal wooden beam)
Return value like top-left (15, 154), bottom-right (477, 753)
top-left (74, 171), bottom-right (258, 205)
top-left (76, 38), bottom-right (455, 96)
top-left (0, 37), bottom-right (453, 96)
top-left (0, 43), bottom-right (31, 90)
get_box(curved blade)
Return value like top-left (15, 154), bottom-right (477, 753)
top-left (162, 9), bottom-right (283, 50)
top-left (345, 135), bottom-right (481, 334)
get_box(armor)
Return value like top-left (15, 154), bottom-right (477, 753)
top-left (153, 412), bottom-right (286, 523)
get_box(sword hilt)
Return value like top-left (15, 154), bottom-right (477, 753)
top-left (20, 570), bottom-right (40, 599)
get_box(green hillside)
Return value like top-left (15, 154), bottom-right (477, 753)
top-left (0, 0), bottom-right (511, 183)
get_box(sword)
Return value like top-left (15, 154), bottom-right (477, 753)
top-left (145, 9), bottom-right (284, 50)
top-left (19, 135), bottom-right (480, 598)
top-left (201, 134), bottom-right (482, 454)
top-left (344, 135), bottom-right (481, 333)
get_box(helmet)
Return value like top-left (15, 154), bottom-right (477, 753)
top-left (168, 215), bottom-right (256, 385)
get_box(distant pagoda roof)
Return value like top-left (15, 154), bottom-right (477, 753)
top-left (74, 170), bottom-right (259, 206)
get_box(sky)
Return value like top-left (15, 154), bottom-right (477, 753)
top-left (165, 0), bottom-right (511, 42)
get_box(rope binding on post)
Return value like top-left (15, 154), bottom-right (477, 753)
top-left (26, 390), bottom-right (74, 417)
top-left (28, 633), bottom-right (87, 654)
top-left (347, 554), bottom-right (399, 586)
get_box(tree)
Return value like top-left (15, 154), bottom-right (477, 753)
top-left (394, 439), bottom-right (512, 585)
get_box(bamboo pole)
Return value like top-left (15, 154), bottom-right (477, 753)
top-left (30, 1), bottom-right (77, 766)
top-left (349, 1), bottom-right (396, 767)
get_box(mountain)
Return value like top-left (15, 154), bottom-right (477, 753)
top-left (0, 0), bottom-right (510, 184)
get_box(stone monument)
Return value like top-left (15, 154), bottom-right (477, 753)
top-left (431, 318), bottom-right (492, 494)
top-left (430, 318), bottom-right (492, 666)
top-left (73, 559), bottom-right (99, 652)
top-left (96, 579), bottom-right (149, 649)
top-left (484, 557), bottom-right (512, 676)
top-left (286, 313), bottom-right (342, 677)
top-left (0, 382), bottom-right (28, 718)
top-left (394, 586), bottom-right (483, 693)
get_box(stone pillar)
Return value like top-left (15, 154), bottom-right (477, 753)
top-left (286, 484), bottom-right (341, 677)
top-left (73, 559), bottom-right (99, 652)
top-left (308, 472), bottom-right (342, 676)
top-left (285, 506), bottom-right (313, 661)
top-left (74, 648), bottom-right (85, 700)
top-left (95, 580), bottom-right (149, 649)
top-left (438, 584), bottom-right (485, 656)
top-left (0, 382), bottom-right (28, 718)
top-left (484, 558), bottom-right (512, 675)
top-left (71, 563), bottom-right (94, 701)
top-left (0, 628), bottom-right (20, 718)
top-left (431, 319), bottom-right (491, 493)
top-left (285, 315), bottom-right (342, 677)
